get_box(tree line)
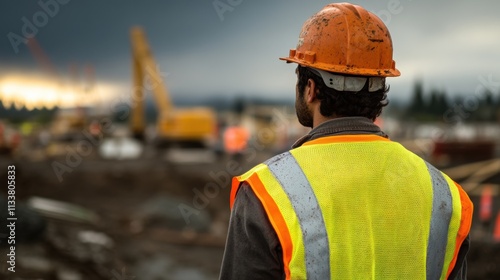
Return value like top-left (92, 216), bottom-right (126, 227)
top-left (403, 80), bottom-right (500, 122)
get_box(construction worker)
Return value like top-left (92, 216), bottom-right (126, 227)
top-left (220, 3), bottom-right (473, 280)
top-left (223, 124), bottom-right (250, 158)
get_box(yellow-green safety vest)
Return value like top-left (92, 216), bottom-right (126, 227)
top-left (230, 135), bottom-right (473, 280)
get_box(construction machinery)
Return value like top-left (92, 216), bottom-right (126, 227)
top-left (129, 27), bottom-right (216, 147)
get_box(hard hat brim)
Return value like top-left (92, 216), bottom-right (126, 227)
top-left (279, 56), bottom-right (401, 78)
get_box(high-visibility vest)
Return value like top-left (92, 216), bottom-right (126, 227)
top-left (230, 135), bottom-right (473, 280)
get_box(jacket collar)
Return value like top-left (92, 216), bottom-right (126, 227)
top-left (292, 117), bottom-right (388, 148)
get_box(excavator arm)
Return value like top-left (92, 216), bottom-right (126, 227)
top-left (130, 26), bottom-right (173, 139)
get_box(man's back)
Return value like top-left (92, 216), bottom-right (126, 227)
top-left (221, 119), bottom-right (473, 279)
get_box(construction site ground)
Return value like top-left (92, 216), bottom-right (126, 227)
top-left (0, 146), bottom-right (499, 280)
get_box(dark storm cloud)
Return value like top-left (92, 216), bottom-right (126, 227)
top-left (1, 1), bottom-right (222, 75)
top-left (1, 0), bottom-right (500, 101)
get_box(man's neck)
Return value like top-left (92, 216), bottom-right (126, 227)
top-left (312, 111), bottom-right (337, 129)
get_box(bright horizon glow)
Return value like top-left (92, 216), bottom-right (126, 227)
top-left (0, 74), bottom-right (121, 110)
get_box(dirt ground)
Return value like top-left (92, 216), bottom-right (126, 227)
top-left (0, 147), bottom-right (269, 280)
top-left (0, 147), bottom-right (499, 279)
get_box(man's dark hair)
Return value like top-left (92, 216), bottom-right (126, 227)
top-left (297, 65), bottom-right (389, 121)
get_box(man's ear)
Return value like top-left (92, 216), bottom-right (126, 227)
top-left (306, 78), bottom-right (318, 103)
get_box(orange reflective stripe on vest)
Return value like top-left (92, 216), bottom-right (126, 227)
top-left (447, 182), bottom-right (473, 278)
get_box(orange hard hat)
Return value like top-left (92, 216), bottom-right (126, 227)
top-left (280, 3), bottom-right (400, 77)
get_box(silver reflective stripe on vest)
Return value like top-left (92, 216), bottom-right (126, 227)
top-left (425, 162), bottom-right (453, 280)
top-left (266, 152), bottom-right (330, 280)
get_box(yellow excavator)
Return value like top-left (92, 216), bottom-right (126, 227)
top-left (129, 26), bottom-right (217, 147)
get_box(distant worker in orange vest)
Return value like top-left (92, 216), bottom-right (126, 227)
top-left (223, 125), bottom-right (250, 158)
top-left (220, 3), bottom-right (473, 280)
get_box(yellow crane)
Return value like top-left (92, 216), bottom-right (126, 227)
top-left (129, 26), bottom-right (216, 147)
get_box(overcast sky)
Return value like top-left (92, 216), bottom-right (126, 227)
top-left (1, 0), bottom-right (499, 104)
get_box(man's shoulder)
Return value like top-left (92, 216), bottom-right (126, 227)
top-left (263, 150), bottom-right (294, 166)
top-left (238, 150), bottom-right (294, 179)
